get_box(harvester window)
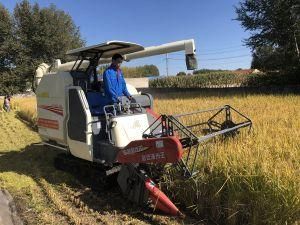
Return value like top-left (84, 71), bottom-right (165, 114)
top-left (71, 71), bottom-right (90, 93)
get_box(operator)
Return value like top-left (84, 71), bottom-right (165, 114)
top-left (103, 53), bottom-right (132, 104)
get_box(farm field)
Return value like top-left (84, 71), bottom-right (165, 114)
top-left (154, 91), bottom-right (300, 224)
top-left (0, 99), bottom-right (182, 225)
top-left (0, 91), bottom-right (299, 225)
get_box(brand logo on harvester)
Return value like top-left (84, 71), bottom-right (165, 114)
top-left (142, 152), bottom-right (165, 162)
top-left (123, 145), bottom-right (149, 155)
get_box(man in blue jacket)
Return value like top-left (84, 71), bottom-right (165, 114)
top-left (103, 53), bottom-right (132, 104)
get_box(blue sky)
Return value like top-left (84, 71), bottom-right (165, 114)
top-left (2, 0), bottom-right (252, 76)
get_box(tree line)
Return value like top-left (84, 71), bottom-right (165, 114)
top-left (121, 65), bottom-right (159, 78)
top-left (0, 0), bottom-right (84, 94)
top-left (235, 0), bottom-right (300, 73)
top-left (169, 0), bottom-right (299, 84)
top-left (97, 63), bottom-right (159, 79)
top-left (0, 0), bottom-right (159, 95)
top-left (1, 0), bottom-right (298, 94)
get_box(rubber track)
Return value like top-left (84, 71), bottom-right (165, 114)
top-left (54, 153), bottom-right (121, 191)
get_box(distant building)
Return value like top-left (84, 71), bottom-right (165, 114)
top-left (252, 69), bottom-right (261, 74)
top-left (234, 69), bottom-right (261, 75)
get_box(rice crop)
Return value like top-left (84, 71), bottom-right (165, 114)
top-left (154, 92), bottom-right (300, 225)
top-left (11, 96), bottom-right (37, 127)
top-left (150, 72), bottom-right (246, 88)
top-left (149, 71), bottom-right (299, 88)
top-left (1, 92), bottom-right (300, 225)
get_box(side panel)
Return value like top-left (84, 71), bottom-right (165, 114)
top-left (67, 87), bottom-right (93, 161)
top-left (36, 72), bottom-right (72, 146)
top-left (116, 136), bottom-right (183, 164)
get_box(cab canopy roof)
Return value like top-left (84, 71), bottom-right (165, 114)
top-left (66, 41), bottom-right (144, 58)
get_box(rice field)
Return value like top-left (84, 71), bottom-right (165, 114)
top-left (1, 97), bottom-right (183, 225)
top-left (1, 91), bottom-right (299, 225)
top-left (154, 92), bottom-right (300, 224)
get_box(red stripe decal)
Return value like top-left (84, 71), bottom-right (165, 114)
top-left (38, 105), bottom-right (63, 116)
top-left (40, 106), bottom-right (63, 112)
top-left (37, 118), bottom-right (59, 129)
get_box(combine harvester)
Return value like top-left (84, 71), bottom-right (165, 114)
top-left (35, 39), bottom-right (252, 217)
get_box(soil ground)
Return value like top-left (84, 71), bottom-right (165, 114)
top-left (0, 111), bottom-right (200, 225)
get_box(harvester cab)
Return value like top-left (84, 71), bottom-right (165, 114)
top-left (35, 39), bottom-right (252, 217)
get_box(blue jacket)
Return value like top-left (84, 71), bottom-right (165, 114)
top-left (103, 65), bottom-right (131, 103)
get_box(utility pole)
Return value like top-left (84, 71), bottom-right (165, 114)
top-left (294, 31), bottom-right (300, 61)
top-left (291, 5), bottom-right (300, 61)
top-left (165, 53), bottom-right (169, 76)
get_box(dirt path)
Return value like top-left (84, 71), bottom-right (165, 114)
top-left (0, 189), bottom-right (23, 225)
top-left (0, 112), bottom-right (196, 225)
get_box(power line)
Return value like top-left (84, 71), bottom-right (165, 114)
top-left (168, 45), bottom-right (250, 56)
top-left (166, 54), bottom-right (251, 62)
top-left (169, 47), bottom-right (247, 56)
top-left (199, 44), bottom-right (245, 52)
top-left (171, 49), bottom-right (250, 56)
top-left (165, 60), bottom-right (250, 68)
top-left (198, 48), bottom-right (249, 56)
top-left (201, 60), bottom-right (251, 66)
top-left (200, 60), bottom-right (250, 69)
top-left (165, 53), bottom-right (169, 76)
top-left (166, 58), bottom-right (185, 61)
top-left (201, 54), bottom-right (251, 61)
top-left (167, 47), bottom-right (251, 59)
